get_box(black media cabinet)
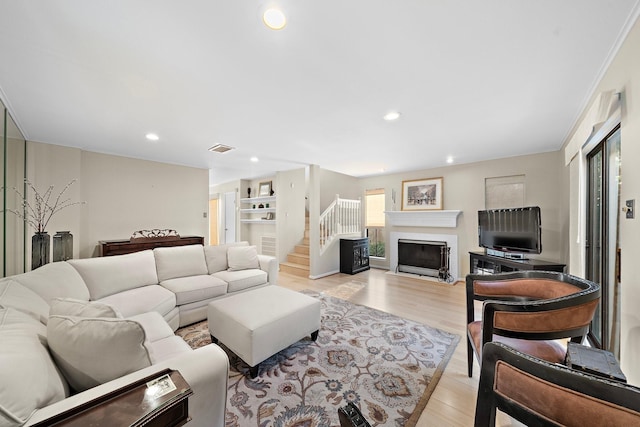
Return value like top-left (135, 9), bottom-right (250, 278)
top-left (470, 251), bottom-right (566, 274)
top-left (340, 238), bottom-right (370, 274)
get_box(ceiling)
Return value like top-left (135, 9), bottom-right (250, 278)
top-left (1, 1), bottom-right (639, 186)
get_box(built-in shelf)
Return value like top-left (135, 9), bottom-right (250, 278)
top-left (240, 208), bottom-right (276, 213)
top-left (241, 196), bottom-right (276, 225)
top-left (240, 196), bottom-right (276, 203)
top-left (384, 210), bottom-right (462, 228)
top-left (240, 219), bottom-right (276, 224)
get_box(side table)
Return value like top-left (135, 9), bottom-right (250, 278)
top-left (33, 369), bottom-right (193, 426)
top-left (565, 342), bottom-right (627, 383)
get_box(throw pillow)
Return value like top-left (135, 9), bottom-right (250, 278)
top-left (47, 315), bottom-right (152, 392)
top-left (0, 279), bottom-right (50, 324)
top-left (0, 330), bottom-right (68, 426)
top-left (49, 298), bottom-right (122, 318)
top-left (227, 245), bottom-right (260, 271)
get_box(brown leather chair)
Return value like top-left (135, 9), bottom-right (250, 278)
top-left (466, 270), bottom-right (600, 377)
top-left (475, 342), bottom-right (640, 426)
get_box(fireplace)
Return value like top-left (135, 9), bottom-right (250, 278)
top-left (397, 239), bottom-right (450, 280)
top-left (389, 232), bottom-right (459, 282)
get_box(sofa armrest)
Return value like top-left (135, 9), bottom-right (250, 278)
top-left (258, 254), bottom-right (278, 285)
top-left (26, 344), bottom-right (229, 427)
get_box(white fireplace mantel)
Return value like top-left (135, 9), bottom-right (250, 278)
top-left (384, 210), bottom-right (462, 228)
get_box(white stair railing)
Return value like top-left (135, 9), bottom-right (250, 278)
top-left (319, 195), bottom-right (362, 254)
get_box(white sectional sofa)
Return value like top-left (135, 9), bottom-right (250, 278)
top-left (0, 242), bottom-right (277, 427)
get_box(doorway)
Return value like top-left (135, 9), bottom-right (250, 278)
top-left (223, 191), bottom-right (236, 244)
top-left (209, 198), bottom-right (219, 245)
top-left (585, 126), bottom-right (621, 354)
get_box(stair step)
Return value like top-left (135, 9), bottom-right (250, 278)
top-left (294, 244), bottom-right (309, 255)
top-left (302, 237), bottom-right (309, 245)
top-left (287, 253), bottom-right (309, 266)
top-left (280, 262), bottom-right (309, 278)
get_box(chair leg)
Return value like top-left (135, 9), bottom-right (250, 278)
top-left (467, 338), bottom-right (474, 377)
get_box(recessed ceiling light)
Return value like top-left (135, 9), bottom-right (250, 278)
top-left (145, 133), bottom-right (159, 141)
top-left (383, 111), bottom-right (401, 121)
top-left (250, 156), bottom-right (259, 162)
top-left (263, 8), bottom-right (286, 30)
top-left (446, 156), bottom-right (454, 164)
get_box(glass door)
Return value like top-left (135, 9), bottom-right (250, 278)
top-left (1, 99), bottom-right (27, 277)
top-left (586, 126), bottom-right (621, 354)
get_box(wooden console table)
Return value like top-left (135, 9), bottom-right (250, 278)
top-left (99, 236), bottom-right (204, 256)
top-left (33, 369), bottom-right (193, 426)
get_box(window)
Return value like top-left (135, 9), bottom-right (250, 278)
top-left (365, 189), bottom-right (385, 257)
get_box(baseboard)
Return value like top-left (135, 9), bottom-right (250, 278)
top-left (309, 269), bottom-right (340, 280)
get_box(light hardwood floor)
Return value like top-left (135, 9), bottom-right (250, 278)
top-left (278, 267), bottom-right (520, 427)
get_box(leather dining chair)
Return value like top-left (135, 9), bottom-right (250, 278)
top-left (466, 270), bottom-right (600, 378)
top-left (475, 342), bottom-right (640, 426)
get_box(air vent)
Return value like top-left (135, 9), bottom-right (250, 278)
top-left (208, 144), bottom-right (235, 153)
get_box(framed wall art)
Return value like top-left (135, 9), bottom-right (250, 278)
top-left (401, 177), bottom-right (443, 211)
top-left (258, 181), bottom-right (272, 196)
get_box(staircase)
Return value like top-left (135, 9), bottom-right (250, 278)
top-left (280, 196), bottom-right (362, 278)
top-left (279, 218), bottom-right (311, 277)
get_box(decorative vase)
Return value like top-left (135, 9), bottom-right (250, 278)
top-left (247, 188), bottom-right (251, 198)
top-left (53, 231), bottom-right (73, 262)
top-left (32, 232), bottom-right (50, 270)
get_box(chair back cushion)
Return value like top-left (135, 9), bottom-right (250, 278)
top-left (153, 245), bottom-right (208, 282)
top-left (203, 242), bottom-right (249, 274)
top-left (68, 250), bottom-right (159, 300)
top-left (474, 278), bottom-right (581, 299)
top-left (11, 261), bottom-right (90, 304)
top-left (0, 279), bottom-right (50, 324)
top-left (493, 299), bottom-right (599, 332)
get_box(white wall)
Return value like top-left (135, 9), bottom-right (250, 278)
top-left (564, 15), bottom-right (640, 384)
top-left (27, 142), bottom-right (209, 262)
top-left (275, 168), bottom-right (306, 261)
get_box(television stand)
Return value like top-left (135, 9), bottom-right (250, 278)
top-left (470, 251), bottom-right (565, 275)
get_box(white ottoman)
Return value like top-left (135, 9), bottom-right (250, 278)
top-left (207, 286), bottom-right (321, 378)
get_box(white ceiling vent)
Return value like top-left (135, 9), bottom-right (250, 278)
top-left (208, 144), bottom-right (235, 153)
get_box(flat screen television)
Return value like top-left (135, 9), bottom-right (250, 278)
top-left (478, 206), bottom-right (542, 255)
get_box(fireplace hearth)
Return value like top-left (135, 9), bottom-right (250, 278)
top-left (397, 239), bottom-right (452, 281)
top-left (389, 232), bottom-right (459, 282)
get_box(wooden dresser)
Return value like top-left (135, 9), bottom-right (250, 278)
top-left (99, 236), bottom-right (204, 256)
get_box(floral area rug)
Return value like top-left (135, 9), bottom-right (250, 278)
top-left (176, 290), bottom-right (460, 427)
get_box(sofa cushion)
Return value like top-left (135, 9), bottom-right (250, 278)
top-left (11, 261), bottom-right (89, 304)
top-left (68, 250), bottom-right (158, 300)
top-left (146, 335), bottom-right (192, 363)
top-left (0, 279), bottom-right (50, 324)
top-left (154, 245), bottom-right (208, 282)
top-left (47, 315), bottom-right (152, 392)
top-left (127, 312), bottom-right (175, 342)
top-left (160, 275), bottom-right (227, 305)
top-left (50, 298), bottom-right (123, 318)
top-left (204, 242), bottom-right (248, 274)
top-left (0, 330), bottom-right (68, 427)
top-left (212, 269), bottom-right (268, 293)
top-left (96, 285), bottom-right (176, 318)
top-left (0, 307), bottom-right (48, 345)
top-left (227, 245), bottom-right (260, 271)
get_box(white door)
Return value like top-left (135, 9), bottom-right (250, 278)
top-left (224, 191), bottom-right (236, 243)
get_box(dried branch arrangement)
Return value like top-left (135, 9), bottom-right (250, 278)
top-left (5, 179), bottom-right (85, 233)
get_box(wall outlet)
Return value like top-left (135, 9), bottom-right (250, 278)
top-left (625, 200), bottom-right (635, 219)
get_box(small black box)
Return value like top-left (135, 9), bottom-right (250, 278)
top-left (565, 342), bottom-right (627, 383)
